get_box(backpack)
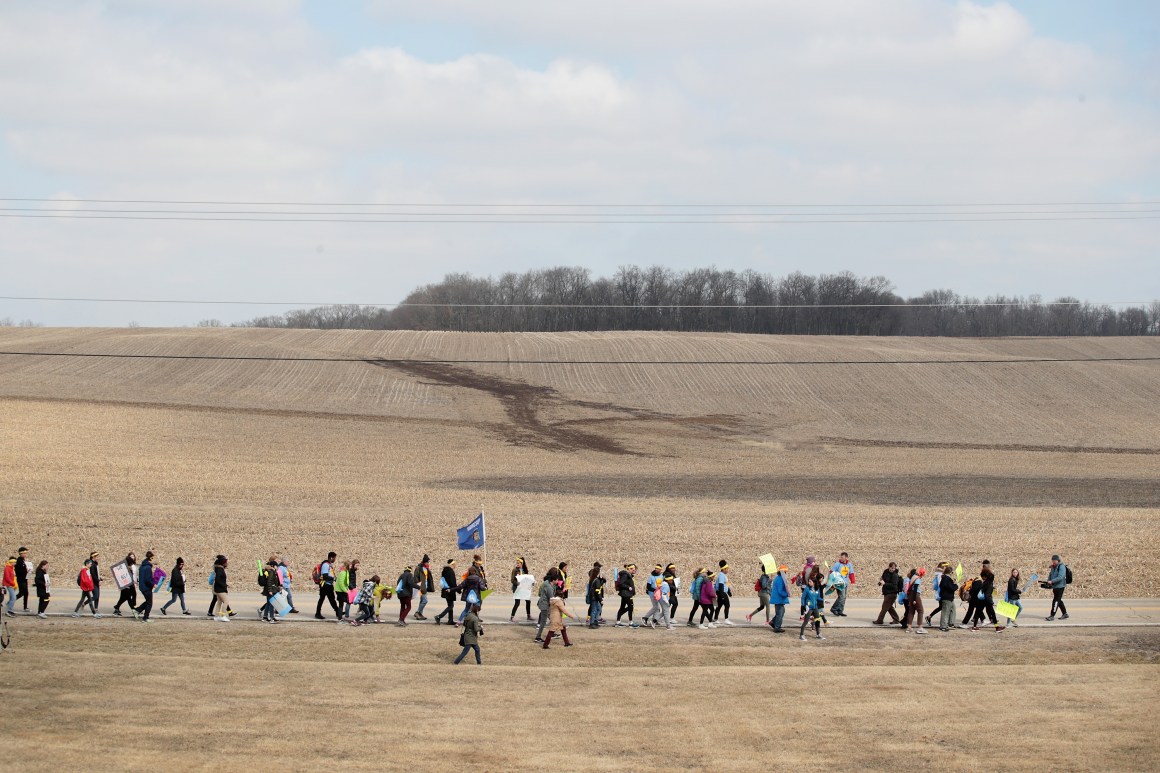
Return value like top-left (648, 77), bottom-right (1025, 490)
top-left (959, 578), bottom-right (974, 603)
top-left (312, 563), bottom-right (323, 586)
top-left (207, 570), bottom-right (215, 587)
top-left (754, 579), bottom-right (762, 592)
top-left (1065, 565), bottom-right (1073, 585)
top-left (257, 567), bottom-right (267, 588)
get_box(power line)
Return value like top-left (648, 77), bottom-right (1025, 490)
top-left (0, 296), bottom-right (1153, 308)
top-left (4, 207), bottom-right (1157, 217)
top-left (0, 351), bottom-right (1156, 366)
top-left (2, 213), bottom-right (1158, 224)
top-left (3, 197), bottom-right (1159, 207)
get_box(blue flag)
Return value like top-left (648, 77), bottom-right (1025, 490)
top-left (456, 513), bottom-right (485, 551)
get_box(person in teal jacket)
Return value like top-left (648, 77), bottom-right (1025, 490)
top-left (769, 566), bottom-right (790, 633)
top-left (1045, 554), bottom-right (1069, 621)
top-left (798, 584), bottom-right (824, 640)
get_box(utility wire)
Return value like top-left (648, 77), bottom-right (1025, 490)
top-left (0, 296), bottom-right (1153, 308)
top-left (4, 207), bottom-right (1157, 217)
top-left (3, 197), bottom-right (1159, 207)
top-left (0, 351), bottom-right (1156, 366)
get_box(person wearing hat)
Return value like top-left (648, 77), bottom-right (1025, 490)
top-left (160, 557), bottom-right (189, 616)
top-left (685, 568), bottom-right (705, 627)
top-left (413, 555), bottom-right (434, 620)
top-left (133, 550), bottom-right (156, 622)
top-left (663, 564), bottom-right (680, 622)
top-left (510, 557), bottom-right (533, 623)
top-left (714, 560), bottom-right (734, 625)
top-left (88, 552), bottom-right (102, 613)
top-left (697, 570), bottom-right (718, 628)
top-left (434, 559), bottom-right (459, 625)
top-left (395, 565), bottom-right (417, 626)
top-left (614, 564), bottom-right (638, 628)
top-left (585, 562), bottom-right (606, 628)
top-left (829, 552), bottom-right (854, 616)
top-left (14, 547), bottom-right (30, 614)
top-left (211, 555), bottom-right (231, 622)
top-left (1045, 554), bottom-right (1069, 621)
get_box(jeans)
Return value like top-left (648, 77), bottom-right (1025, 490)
top-left (831, 585), bottom-right (848, 615)
top-left (260, 597), bottom-right (276, 620)
top-left (417, 593), bottom-right (429, 616)
top-left (283, 587), bottom-right (294, 610)
top-left (588, 599), bottom-right (602, 626)
top-left (536, 608), bottom-right (550, 639)
top-left (454, 644), bottom-right (481, 664)
top-left (161, 592), bottom-right (186, 613)
top-left (4, 588), bottom-right (13, 614)
top-left (1005, 595), bottom-right (1022, 622)
top-left (91, 586), bottom-right (100, 611)
top-left (75, 592), bottom-right (97, 614)
top-left (136, 587), bottom-right (153, 620)
top-left (772, 603), bottom-right (786, 631)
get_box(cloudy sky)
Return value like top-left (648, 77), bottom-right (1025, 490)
top-left (1, 0), bottom-right (1157, 326)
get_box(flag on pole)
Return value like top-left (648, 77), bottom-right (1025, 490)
top-left (456, 512), bottom-right (486, 550)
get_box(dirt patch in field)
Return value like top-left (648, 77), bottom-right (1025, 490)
top-left (440, 473), bottom-right (1160, 507)
top-left (823, 436), bottom-right (1160, 456)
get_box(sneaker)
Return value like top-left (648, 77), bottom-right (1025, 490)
top-left (113, 610), bottom-right (123, 617)
top-left (799, 634), bottom-right (807, 640)
top-left (269, 618), bottom-right (280, 624)
top-left (160, 608), bottom-right (167, 616)
top-left (646, 619), bottom-right (655, 629)
top-left (228, 610), bottom-right (237, 617)
top-left (534, 637), bottom-right (544, 643)
top-left (630, 622), bottom-right (640, 629)
top-left (707, 622), bottom-right (717, 629)
top-left (182, 610), bottom-right (191, 615)
top-left (564, 643), bottom-right (573, 647)
top-left (939, 627), bottom-right (949, 632)
top-left (723, 619), bottom-right (735, 626)
top-left (132, 610), bottom-right (140, 620)
top-left (699, 623), bottom-right (708, 629)
top-left (414, 613), bottom-right (426, 620)
top-left (289, 608), bottom-right (299, 613)
top-left (1060, 614), bottom-right (1070, 620)
top-left (666, 625), bottom-right (675, 630)
top-left (1010, 620), bottom-right (1018, 627)
top-left (914, 629), bottom-right (927, 635)
top-left (37, 612), bottom-right (47, 619)
top-left (816, 634), bottom-right (825, 640)
top-left (510, 616), bottom-right (516, 623)
top-left (397, 620), bottom-right (407, 627)
top-left (970, 626), bottom-right (980, 631)
top-left (995, 626), bottom-right (1005, 632)
top-left (141, 618), bottom-right (152, 623)
top-left (93, 613), bottom-right (103, 619)
top-left (71, 612), bottom-right (80, 618)
top-left (687, 621), bottom-right (697, 627)
top-left (871, 620), bottom-right (884, 625)
top-left (315, 614), bottom-right (325, 620)
top-left (1045, 615), bottom-right (1055, 621)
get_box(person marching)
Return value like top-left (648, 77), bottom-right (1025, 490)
top-left (643, 565), bottom-right (667, 628)
top-left (3, 557), bottom-right (17, 616)
top-left (542, 579), bottom-right (574, 649)
top-left (414, 555), bottom-right (433, 621)
top-left (260, 557), bottom-right (282, 623)
top-left (277, 558), bottom-right (298, 614)
top-left (315, 552), bottom-right (341, 620)
top-left (686, 568), bottom-right (705, 627)
top-left (34, 560), bottom-right (51, 618)
top-left (924, 561), bottom-right (950, 629)
top-left (969, 560), bottom-right (1003, 632)
top-left (335, 560), bottom-right (352, 621)
top-left (614, 564), bottom-right (638, 628)
top-left (903, 568), bottom-right (927, 635)
top-left (133, 550), bottom-right (156, 622)
top-left (872, 561), bottom-right (902, 626)
top-left (458, 565), bottom-right (485, 624)
top-left (453, 604), bottom-right (484, 665)
top-left (510, 557), bottom-right (532, 622)
top-left (799, 578), bottom-right (824, 640)
top-left (434, 559), bottom-right (459, 625)
top-left (160, 557), bottom-right (189, 615)
top-left (396, 565), bottom-right (417, 626)
top-left (770, 564), bottom-right (791, 632)
top-left (534, 566), bottom-right (560, 642)
top-left (88, 552), bottom-right (102, 612)
top-left (829, 552), bottom-right (854, 616)
top-left (1045, 554), bottom-right (1070, 621)
top-left (664, 564), bottom-right (679, 622)
top-left (747, 563), bottom-right (771, 623)
top-left (937, 564), bottom-right (959, 632)
top-left (211, 555), bottom-right (231, 622)
top-left (714, 561), bottom-right (734, 625)
top-left (73, 559), bottom-right (101, 617)
top-left (15, 547), bottom-right (30, 614)
top-left (698, 570), bottom-right (718, 628)
top-left (1005, 568), bottom-right (1023, 626)
top-left (585, 562), bottom-right (606, 628)
top-left (112, 552), bottom-right (137, 616)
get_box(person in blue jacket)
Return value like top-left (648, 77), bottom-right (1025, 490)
top-left (798, 582), bottom-right (825, 640)
top-left (769, 565), bottom-right (791, 633)
top-left (134, 550), bottom-right (156, 622)
top-left (1045, 554), bottom-right (1069, 621)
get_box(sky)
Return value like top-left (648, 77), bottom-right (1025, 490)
top-left (0, 0), bottom-right (1157, 327)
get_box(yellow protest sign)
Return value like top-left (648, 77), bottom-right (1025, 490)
top-left (995, 599), bottom-right (1020, 621)
top-left (955, 563), bottom-right (963, 583)
top-left (759, 554), bottom-right (777, 574)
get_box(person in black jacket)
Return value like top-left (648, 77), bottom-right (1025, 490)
top-left (614, 564), bottom-right (637, 627)
top-left (15, 547), bottom-right (30, 613)
top-left (433, 559), bottom-right (459, 625)
top-left (457, 566), bottom-right (484, 624)
top-left (260, 557), bottom-right (283, 623)
top-left (414, 554), bottom-right (434, 620)
top-left (211, 555), bottom-right (231, 622)
top-left (134, 551), bottom-right (156, 622)
top-left (88, 552), bottom-right (102, 612)
top-left (160, 557), bottom-right (189, 615)
top-left (1005, 568), bottom-right (1023, 627)
top-left (34, 560), bottom-right (50, 618)
top-left (113, 552), bottom-right (137, 616)
top-left (396, 566), bottom-right (416, 626)
top-left (970, 561), bottom-right (1002, 631)
top-left (937, 565), bottom-right (958, 631)
top-left (873, 562), bottom-right (902, 625)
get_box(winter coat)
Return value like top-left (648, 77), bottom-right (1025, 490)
top-left (1007, 576), bottom-right (1022, 600)
top-left (212, 563), bottom-right (228, 594)
top-left (78, 568), bottom-right (95, 593)
top-left (537, 578), bottom-right (555, 611)
top-left (615, 571), bottom-right (635, 598)
top-left (2, 561), bottom-right (15, 589)
top-left (440, 566), bottom-right (459, 599)
top-left (548, 596), bottom-right (569, 633)
top-left (170, 566), bottom-right (186, 594)
top-left (35, 568), bottom-right (49, 599)
top-left (462, 610), bottom-right (482, 645)
top-left (263, 564), bottom-right (282, 597)
top-left (880, 569), bottom-right (901, 595)
top-left (771, 573), bottom-right (791, 605)
top-left (138, 559), bottom-right (155, 592)
top-left (396, 570), bottom-right (415, 599)
top-left (699, 579), bottom-right (717, 606)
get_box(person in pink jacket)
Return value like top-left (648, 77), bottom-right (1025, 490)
top-left (697, 571), bottom-right (718, 628)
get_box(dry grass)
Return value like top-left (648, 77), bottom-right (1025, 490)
top-left (2, 622), bottom-right (1158, 771)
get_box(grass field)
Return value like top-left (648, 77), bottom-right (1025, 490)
top-left (1, 328), bottom-right (1158, 770)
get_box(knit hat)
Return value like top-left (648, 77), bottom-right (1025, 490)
top-left (593, 561), bottom-right (602, 568)
top-left (421, 554), bottom-right (430, 564)
top-left (1051, 554), bottom-right (1061, 562)
top-left (805, 555), bottom-right (815, 564)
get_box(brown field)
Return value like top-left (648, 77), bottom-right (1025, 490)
top-left (1, 328), bottom-right (1158, 770)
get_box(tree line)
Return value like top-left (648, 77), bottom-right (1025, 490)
top-left (229, 267), bottom-right (1160, 336)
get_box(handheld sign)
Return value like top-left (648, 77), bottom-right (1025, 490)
top-left (759, 554), bottom-right (777, 574)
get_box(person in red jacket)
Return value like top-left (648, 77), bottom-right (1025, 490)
top-left (73, 559), bottom-right (102, 617)
top-left (3, 557), bottom-right (17, 615)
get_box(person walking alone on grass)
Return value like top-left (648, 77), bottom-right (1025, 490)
top-left (1045, 554), bottom-right (1069, 621)
top-left (747, 563), bottom-right (772, 624)
top-left (614, 564), bottom-right (638, 628)
top-left (434, 559), bottom-right (459, 625)
top-left (769, 565), bottom-right (790, 632)
top-left (1005, 568), bottom-right (1023, 626)
top-left (315, 552), bottom-right (340, 620)
top-left (686, 568), bottom-right (705, 627)
top-left (830, 552), bottom-right (854, 616)
top-left (534, 567), bottom-right (561, 642)
top-left (453, 604), bottom-right (484, 665)
top-left (211, 555), bottom-right (231, 622)
top-left (414, 555), bottom-right (433, 620)
top-left (714, 561), bottom-right (734, 625)
top-left (14, 547), bottom-right (30, 614)
top-left (160, 557), bottom-right (189, 616)
top-left (872, 561), bottom-right (902, 626)
top-left (73, 559), bottom-right (101, 617)
top-left (698, 571), bottom-right (718, 628)
top-left (396, 565), bottom-right (417, 626)
top-left (510, 557), bottom-right (533, 622)
top-left (937, 564), bottom-right (958, 631)
top-left (586, 562), bottom-right (606, 628)
top-left (112, 552), bottom-right (137, 616)
top-left (33, 560), bottom-right (51, 618)
top-left (133, 550), bottom-right (156, 622)
top-left (543, 580), bottom-right (574, 649)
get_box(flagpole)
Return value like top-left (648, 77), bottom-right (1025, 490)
top-left (481, 503), bottom-right (488, 575)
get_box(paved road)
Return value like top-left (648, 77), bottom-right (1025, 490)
top-left (9, 590), bottom-right (1158, 628)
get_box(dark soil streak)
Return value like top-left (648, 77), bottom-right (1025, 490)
top-left (822, 436), bottom-right (1160, 456)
